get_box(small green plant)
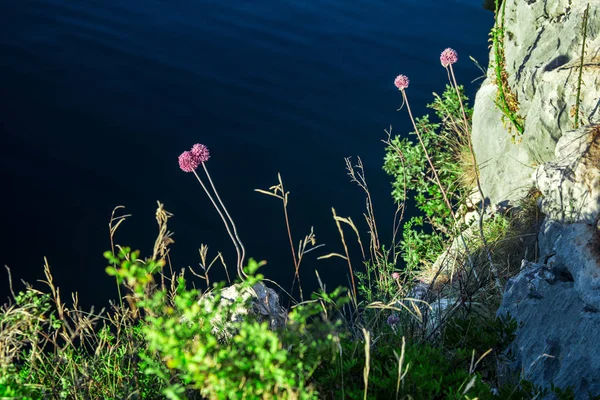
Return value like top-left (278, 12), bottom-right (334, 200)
top-left (0, 264), bottom-right (168, 400)
top-left (572, 3), bottom-right (590, 129)
top-left (0, 289), bottom-right (55, 399)
top-left (489, 0), bottom-right (525, 140)
top-left (443, 312), bottom-right (518, 382)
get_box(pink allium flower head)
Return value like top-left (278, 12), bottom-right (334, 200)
top-left (394, 74), bottom-right (410, 90)
top-left (392, 272), bottom-right (401, 281)
top-left (440, 48), bottom-right (458, 67)
top-left (178, 150), bottom-right (199, 173)
top-left (191, 143), bottom-right (210, 163)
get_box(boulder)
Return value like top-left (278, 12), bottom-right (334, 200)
top-left (471, 0), bottom-right (600, 207)
top-left (471, 81), bottom-right (534, 206)
top-left (534, 124), bottom-right (600, 225)
top-left (183, 281), bottom-right (288, 342)
top-left (496, 220), bottom-right (600, 398)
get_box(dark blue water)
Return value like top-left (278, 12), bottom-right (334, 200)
top-left (0, 0), bottom-right (492, 307)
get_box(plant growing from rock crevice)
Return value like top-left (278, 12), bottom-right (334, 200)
top-left (572, 3), bottom-right (590, 129)
top-left (490, 0), bottom-right (525, 141)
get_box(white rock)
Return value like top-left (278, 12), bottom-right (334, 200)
top-left (535, 124), bottom-right (600, 225)
top-left (471, 0), bottom-right (600, 207)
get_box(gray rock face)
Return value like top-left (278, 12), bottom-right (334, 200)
top-left (535, 124), bottom-right (600, 225)
top-left (477, 3), bottom-right (600, 396)
top-left (497, 259), bottom-right (600, 399)
top-left (538, 220), bottom-right (600, 310)
top-left (472, 82), bottom-right (534, 206)
top-left (497, 220), bottom-right (600, 398)
top-left (471, 0), bottom-right (600, 207)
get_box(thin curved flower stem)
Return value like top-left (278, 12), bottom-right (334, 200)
top-left (448, 64), bottom-right (501, 290)
top-left (400, 89), bottom-right (477, 281)
top-left (201, 163), bottom-right (247, 280)
top-left (192, 168), bottom-right (245, 280)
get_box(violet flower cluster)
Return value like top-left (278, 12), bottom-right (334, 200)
top-left (440, 48), bottom-right (458, 68)
top-left (394, 74), bottom-right (410, 91)
top-left (393, 48), bottom-right (459, 90)
top-left (178, 143), bottom-right (210, 172)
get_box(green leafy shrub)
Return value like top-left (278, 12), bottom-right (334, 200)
top-left (107, 248), bottom-right (344, 399)
top-left (383, 84), bottom-right (473, 276)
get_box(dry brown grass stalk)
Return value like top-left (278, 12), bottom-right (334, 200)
top-left (255, 173), bottom-right (320, 302)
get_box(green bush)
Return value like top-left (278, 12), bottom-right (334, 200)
top-left (383, 84), bottom-right (473, 276)
top-left (106, 248), bottom-right (344, 399)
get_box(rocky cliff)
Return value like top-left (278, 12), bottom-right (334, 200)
top-left (471, 0), bottom-right (600, 398)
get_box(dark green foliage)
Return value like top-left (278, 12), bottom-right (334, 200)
top-left (314, 335), bottom-right (493, 400)
top-left (443, 312), bottom-right (518, 382)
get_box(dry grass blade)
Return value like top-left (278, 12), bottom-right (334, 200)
top-left (254, 188), bottom-right (284, 201)
top-left (152, 201), bottom-right (174, 262)
top-left (4, 266), bottom-right (16, 300)
top-left (256, 173), bottom-right (308, 301)
top-left (333, 215), bottom-right (366, 262)
top-left (109, 206), bottom-right (131, 237)
top-left (191, 245), bottom-right (230, 286)
top-left (462, 375), bottom-right (478, 396)
top-left (109, 206), bottom-right (131, 307)
top-left (317, 253), bottom-right (348, 260)
top-left (367, 299), bottom-right (431, 325)
top-left (470, 348), bottom-right (493, 374)
top-left (362, 327), bottom-right (371, 400)
top-left (345, 157), bottom-right (381, 264)
top-left (330, 208), bottom-right (357, 304)
top-left (394, 336), bottom-right (408, 400)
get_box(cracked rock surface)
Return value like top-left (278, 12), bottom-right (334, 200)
top-left (471, 0), bottom-right (600, 207)
top-left (497, 221), bottom-right (600, 398)
top-left (468, 1), bottom-right (600, 397)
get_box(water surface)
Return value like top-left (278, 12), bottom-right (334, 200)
top-left (0, 0), bottom-right (493, 306)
